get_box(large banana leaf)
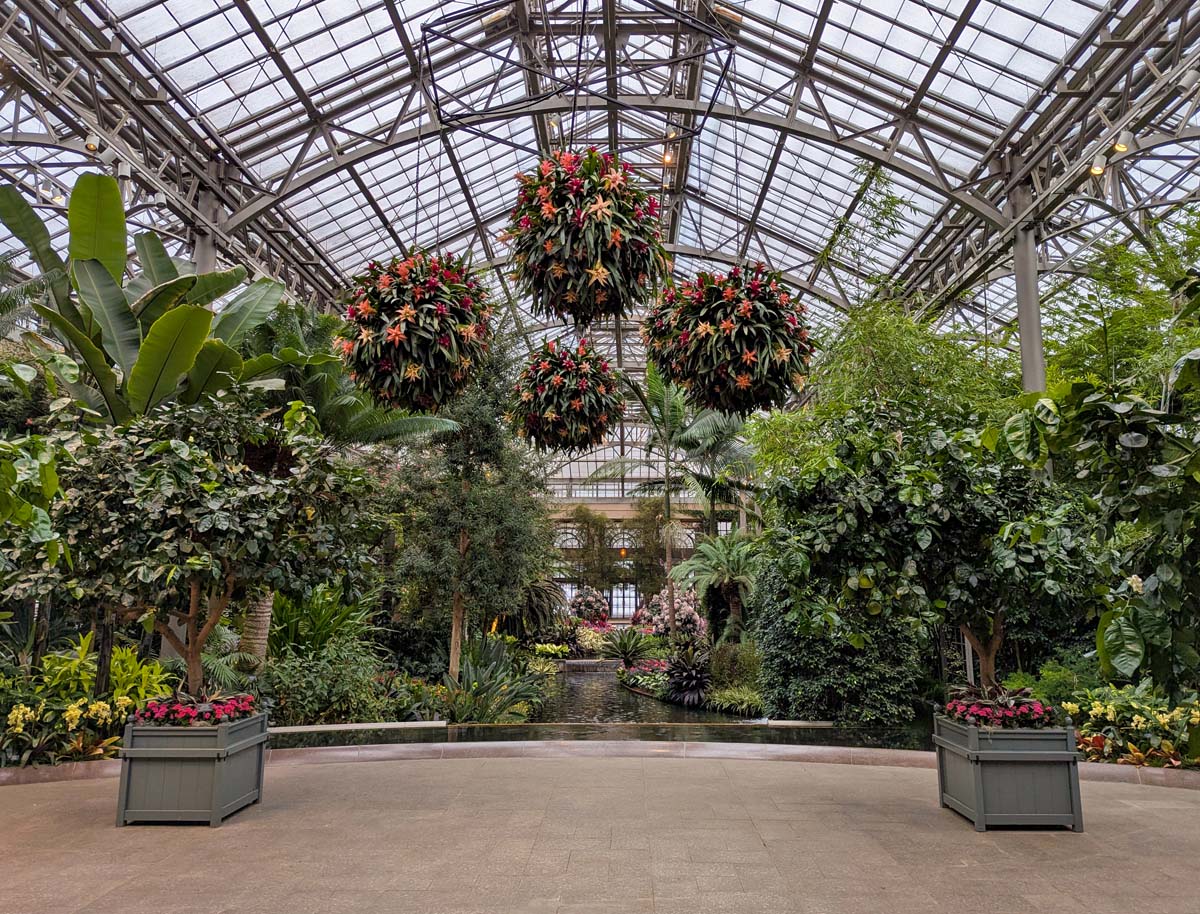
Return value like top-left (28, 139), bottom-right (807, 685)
top-left (0, 184), bottom-right (75, 325)
top-left (32, 304), bottom-right (130, 422)
top-left (212, 278), bottom-right (285, 346)
top-left (180, 340), bottom-right (243, 404)
top-left (67, 174), bottom-right (126, 283)
top-left (133, 232), bottom-right (179, 287)
top-left (185, 266), bottom-right (248, 307)
top-left (130, 274), bottom-right (198, 329)
top-left (240, 346), bottom-right (336, 381)
top-left (72, 259), bottom-right (141, 377)
top-left (126, 305), bottom-right (213, 414)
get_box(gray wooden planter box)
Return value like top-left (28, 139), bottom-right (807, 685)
top-left (934, 714), bottom-right (1083, 832)
top-left (116, 713), bottom-right (268, 827)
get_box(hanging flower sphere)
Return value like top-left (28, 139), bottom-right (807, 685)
top-left (510, 337), bottom-right (626, 452)
top-left (643, 262), bottom-right (815, 416)
top-left (500, 147), bottom-right (669, 327)
top-left (337, 251), bottom-right (493, 412)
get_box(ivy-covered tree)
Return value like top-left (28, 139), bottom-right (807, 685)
top-left (1, 388), bottom-right (375, 694)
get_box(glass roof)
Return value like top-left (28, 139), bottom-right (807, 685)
top-left (2, 0), bottom-right (1199, 483)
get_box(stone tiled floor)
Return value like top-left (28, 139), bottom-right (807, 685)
top-left (1, 757), bottom-right (1196, 913)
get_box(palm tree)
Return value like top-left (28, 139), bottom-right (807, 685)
top-left (236, 302), bottom-right (459, 664)
top-left (589, 363), bottom-right (752, 632)
top-left (671, 530), bottom-right (758, 641)
top-left (0, 250), bottom-right (46, 337)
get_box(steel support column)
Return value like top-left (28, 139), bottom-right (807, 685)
top-left (1010, 183), bottom-right (1045, 392)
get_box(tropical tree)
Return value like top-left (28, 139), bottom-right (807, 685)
top-left (671, 530), bottom-right (758, 641)
top-left (0, 174), bottom-right (309, 424)
top-left (590, 363), bottom-right (751, 631)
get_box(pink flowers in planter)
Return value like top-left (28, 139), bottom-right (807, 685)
top-left (135, 694), bottom-right (256, 727)
top-left (943, 691), bottom-right (1054, 729)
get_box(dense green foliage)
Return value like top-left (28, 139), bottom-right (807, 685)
top-left (753, 564), bottom-right (922, 724)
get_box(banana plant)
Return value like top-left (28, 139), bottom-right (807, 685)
top-left (0, 174), bottom-right (329, 422)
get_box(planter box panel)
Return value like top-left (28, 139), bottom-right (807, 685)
top-left (117, 713), bottom-right (267, 827)
top-left (934, 714), bottom-right (1083, 833)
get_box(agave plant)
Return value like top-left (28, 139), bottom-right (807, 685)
top-left (665, 643), bottom-right (712, 708)
top-left (599, 626), bottom-right (655, 668)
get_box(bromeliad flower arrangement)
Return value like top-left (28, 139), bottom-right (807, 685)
top-left (338, 251), bottom-right (493, 412)
top-left (942, 687), bottom-right (1055, 730)
top-left (644, 262), bottom-right (815, 416)
top-left (510, 337), bottom-right (625, 452)
top-left (501, 148), bottom-right (669, 326)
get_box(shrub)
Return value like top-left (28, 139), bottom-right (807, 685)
top-left (1002, 649), bottom-right (1104, 709)
top-left (1066, 681), bottom-right (1200, 768)
top-left (707, 685), bottom-right (764, 717)
top-left (643, 588), bottom-right (706, 639)
top-left (568, 585), bottom-right (610, 623)
top-left (258, 637), bottom-right (395, 727)
top-left (526, 656), bottom-right (560, 678)
top-left (437, 640), bottom-right (547, 723)
top-left (754, 565), bottom-right (922, 725)
top-left (599, 627), bottom-right (654, 667)
top-left (533, 643), bottom-right (569, 658)
top-left (269, 585), bottom-right (372, 657)
top-left (575, 626), bottom-right (606, 656)
top-left (619, 659), bottom-right (668, 696)
top-left (38, 632), bottom-right (174, 703)
top-left (665, 644), bottom-right (711, 707)
top-left (709, 639), bottom-right (762, 690)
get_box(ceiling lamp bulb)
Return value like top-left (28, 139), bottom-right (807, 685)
top-left (1113, 129), bottom-right (1133, 153)
top-left (51, 191), bottom-right (65, 205)
top-left (664, 150), bottom-right (673, 164)
top-left (1089, 154), bottom-right (1106, 176)
top-left (667, 126), bottom-right (677, 139)
top-left (84, 133), bottom-right (100, 152)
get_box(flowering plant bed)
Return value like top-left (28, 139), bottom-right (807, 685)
top-left (338, 251), bottom-right (493, 411)
top-left (135, 693), bottom-right (257, 726)
top-left (934, 708), bottom-right (1083, 832)
top-left (640, 588), bottom-right (706, 639)
top-left (617, 659), bottom-right (669, 697)
top-left (644, 263), bottom-right (815, 416)
top-left (1064, 681), bottom-right (1200, 768)
top-left (942, 686), bottom-right (1054, 729)
top-left (501, 148), bottom-right (669, 326)
top-left (117, 705), bottom-right (267, 827)
top-left (510, 338), bottom-right (625, 451)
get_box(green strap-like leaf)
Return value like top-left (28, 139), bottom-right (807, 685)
top-left (133, 232), bottom-right (179, 287)
top-left (130, 274), bottom-right (198, 329)
top-left (126, 305), bottom-right (213, 414)
top-left (239, 347), bottom-right (336, 381)
top-left (185, 265), bottom-right (248, 306)
top-left (180, 339), bottom-right (243, 404)
top-left (31, 304), bottom-right (130, 422)
top-left (0, 184), bottom-right (75, 322)
top-left (72, 259), bottom-right (141, 376)
top-left (212, 278), bottom-right (285, 346)
top-left (68, 173), bottom-right (126, 283)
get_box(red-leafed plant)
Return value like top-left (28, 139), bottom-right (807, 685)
top-left (644, 262), bottom-right (816, 416)
top-left (501, 148), bottom-right (669, 326)
top-left (134, 693), bottom-right (257, 727)
top-left (943, 686), bottom-right (1056, 730)
top-left (510, 337), bottom-right (626, 452)
top-left (337, 251), bottom-right (493, 411)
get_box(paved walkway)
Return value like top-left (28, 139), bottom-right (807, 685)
top-left (2, 757), bottom-right (1196, 913)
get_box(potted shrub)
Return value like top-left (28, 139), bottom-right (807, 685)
top-left (934, 688), bottom-right (1083, 832)
top-left (117, 694), bottom-right (266, 827)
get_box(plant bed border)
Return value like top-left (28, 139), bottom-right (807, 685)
top-left (933, 714), bottom-right (1083, 832)
top-left (116, 712), bottom-right (268, 827)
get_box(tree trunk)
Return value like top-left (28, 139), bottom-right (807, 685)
top-left (663, 457), bottom-right (676, 634)
top-left (240, 589), bottom-right (275, 666)
top-left (961, 610), bottom-right (1005, 693)
top-left (186, 646), bottom-right (205, 696)
top-left (727, 590), bottom-right (743, 642)
top-left (448, 478), bottom-right (471, 680)
top-left (31, 597), bottom-right (49, 669)
top-left (93, 607), bottom-right (113, 698)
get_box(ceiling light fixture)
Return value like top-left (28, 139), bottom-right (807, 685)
top-left (1112, 129), bottom-right (1134, 153)
top-left (1181, 69), bottom-right (1200, 92)
top-left (1089, 154), bottom-right (1106, 176)
top-left (84, 133), bottom-right (100, 152)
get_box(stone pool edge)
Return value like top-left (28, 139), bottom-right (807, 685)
top-left (4, 740), bottom-right (1199, 791)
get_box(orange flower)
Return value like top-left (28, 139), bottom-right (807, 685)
top-left (386, 325), bottom-right (407, 345)
top-left (397, 304), bottom-right (417, 322)
top-left (550, 262), bottom-right (567, 279)
top-left (378, 274), bottom-right (393, 290)
top-left (719, 318), bottom-right (735, 334)
top-left (404, 364), bottom-right (422, 381)
top-left (586, 262), bottom-right (610, 286)
top-left (586, 196), bottom-right (613, 220)
top-left (608, 228), bottom-right (623, 248)
top-left (741, 349), bottom-right (758, 365)
top-left (541, 201), bottom-right (557, 219)
top-left (723, 286), bottom-right (736, 301)
top-left (358, 327), bottom-right (374, 343)
top-left (696, 321), bottom-right (714, 337)
top-left (735, 373), bottom-right (752, 389)
top-left (737, 300), bottom-right (752, 317)
top-left (544, 239), bottom-right (555, 253)
top-left (774, 345), bottom-right (793, 363)
top-left (357, 299), bottom-right (376, 318)
top-left (570, 398), bottom-right (584, 411)
top-left (551, 374), bottom-right (565, 387)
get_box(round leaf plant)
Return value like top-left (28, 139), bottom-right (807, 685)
top-left (644, 262), bottom-right (815, 416)
top-left (510, 337), bottom-right (626, 452)
top-left (501, 148), bottom-right (669, 327)
top-left (337, 251), bottom-right (493, 412)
